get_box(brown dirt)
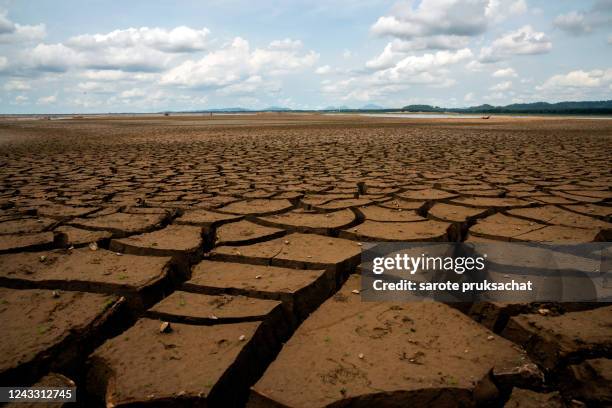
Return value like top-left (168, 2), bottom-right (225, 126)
top-left (250, 275), bottom-right (537, 407)
top-left (0, 114), bottom-right (610, 407)
top-left (0, 288), bottom-right (123, 386)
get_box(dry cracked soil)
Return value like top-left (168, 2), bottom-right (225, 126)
top-left (0, 113), bottom-right (610, 407)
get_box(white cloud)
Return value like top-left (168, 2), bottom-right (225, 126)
top-left (366, 36), bottom-right (470, 70)
top-left (366, 43), bottom-right (398, 70)
top-left (489, 80), bottom-right (512, 91)
top-left (4, 79), bottom-right (31, 91)
top-left (553, 3), bottom-right (612, 36)
top-left (391, 35), bottom-right (471, 51)
top-left (485, 0), bottom-right (527, 23)
top-left (161, 37), bottom-right (318, 89)
top-left (466, 60), bottom-right (485, 72)
top-left (315, 65), bottom-right (331, 74)
top-left (538, 69), bottom-right (612, 90)
top-left (464, 92), bottom-right (475, 102)
top-left (324, 48), bottom-right (472, 103)
top-left (0, 11), bottom-right (45, 43)
top-left (36, 95), bottom-right (56, 104)
top-left (79, 70), bottom-right (156, 82)
top-left (492, 67), bottom-right (517, 78)
top-left (342, 49), bottom-right (352, 59)
top-left (13, 94), bottom-right (28, 104)
top-left (77, 81), bottom-right (114, 93)
top-left (608, 34), bottom-right (612, 45)
top-left (0, 11), bottom-right (14, 34)
top-left (0, 23), bottom-right (46, 43)
top-left (479, 25), bottom-right (552, 62)
top-left (216, 75), bottom-right (280, 96)
top-left (368, 45), bottom-right (472, 73)
top-left (371, 0), bottom-right (489, 40)
top-left (370, 1), bottom-right (529, 52)
top-left (20, 26), bottom-right (212, 74)
top-left (553, 12), bottom-right (591, 35)
top-left (119, 88), bottom-right (146, 98)
top-left (0, 56), bottom-right (7, 71)
top-left (67, 26), bottom-right (209, 53)
top-left (28, 43), bottom-right (82, 72)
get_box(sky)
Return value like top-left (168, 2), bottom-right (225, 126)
top-left (0, 0), bottom-right (611, 113)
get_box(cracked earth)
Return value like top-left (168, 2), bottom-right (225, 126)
top-left (0, 114), bottom-right (610, 407)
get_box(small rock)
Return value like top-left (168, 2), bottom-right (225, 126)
top-left (239, 334), bottom-right (246, 341)
top-left (159, 321), bottom-right (172, 333)
top-left (284, 240), bottom-right (290, 245)
top-left (255, 274), bottom-right (262, 279)
top-left (487, 335), bottom-right (495, 341)
top-left (210, 315), bottom-right (219, 320)
top-left (39, 255), bottom-right (46, 262)
top-left (358, 353), bottom-right (364, 359)
top-left (115, 252), bottom-right (122, 256)
top-left (351, 289), bottom-right (360, 295)
top-left (88, 242), bottom-right (98, 251)
top-left (52, 290), bottom-right (60, 298)
top-left (538, 308), bottom-right (550, 316)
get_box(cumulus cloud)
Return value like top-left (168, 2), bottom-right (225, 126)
top-left (13, 94), bottom-right (28, 104)
top-left (161, 37), bottom-right (318, 89)
top-left (67, 26), bottom-right (209, 53)
top-left (479, 25), bottom-right (551, 62)
top-left (373, 48), bottom-right (473, 83)
top-left (324, 48), bottom-right (472, 102)
top-left (538, 69), bottom-right (612, 90)
top-left (28, 43), bottom-right (82, 72)
top-left (553, 2), bottom-right (612, 36)
top-left (315, 65), bottom-right (331, 74)
top-left (77, 81), bottom-right (115, 93)
top-left (0, 11), bottom-right (13, 34)
top-left (36, 94), bottom-right (56, 104)
top-left (553, 12), bottom-right (591, 35)
top-left (18, 26), bottom-right (211, 74)
top-left (485, 0), bottom-right (527, 23)
top-left (4, 79), bottom-right (31, 91)
top-left (0, 11), bottom-right (45, 43)
top-left (366, 36), bottom-right (471, 71)
top-left (371, 0), bottom-right (488, 39)
top-left (489, 80), bottom-right (512, 91)
top-left (492, 67), bottom-right (517, 78)
top-left (370, 0), bottom-right (527, 52)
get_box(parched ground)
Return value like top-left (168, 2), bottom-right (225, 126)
top-left (0, 114), bottom-right (611, 407)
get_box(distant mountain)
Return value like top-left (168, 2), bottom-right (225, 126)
top-left (401, 100), bottom-right (612, 114)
